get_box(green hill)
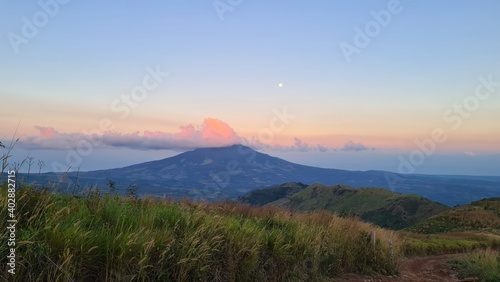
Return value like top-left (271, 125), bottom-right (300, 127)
top-left (405, 197), bottom-right (500, 234)
top-left (240, 183), bottom-right (450, 230)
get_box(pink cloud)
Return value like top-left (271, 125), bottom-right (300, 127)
top-left (20, 118), bottom-right (242, 150)
top-left (20, 120), bottom-right (376, 153)
top-left (200, 118), bottom-right (240, 145)
top-left (34, 126), bottom-right (57, 137)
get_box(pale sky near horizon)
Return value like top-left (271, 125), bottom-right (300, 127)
top-left (1, 1), bottom-right (500, 176)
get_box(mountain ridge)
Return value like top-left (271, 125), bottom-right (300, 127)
top-left (34, 144), bottom-right (500, 206)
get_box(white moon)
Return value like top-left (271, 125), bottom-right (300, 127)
top-left (278, 83), bottom-right (283, 88)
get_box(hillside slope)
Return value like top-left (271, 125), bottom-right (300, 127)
top-left (240, 183), bottom-right (450, 230)
top-left (405, 197), bottom-right (500, 234)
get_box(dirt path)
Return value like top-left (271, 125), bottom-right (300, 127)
top-left (333, 254), bottom-right (473, 282)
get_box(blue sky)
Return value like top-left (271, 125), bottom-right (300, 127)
top-left (1, 0), bottom-right (500, 176)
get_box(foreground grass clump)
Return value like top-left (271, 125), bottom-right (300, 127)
top-left (450, 248), bottom-right (500, 282)
top-left (0, 186), bottom-right (399, 281)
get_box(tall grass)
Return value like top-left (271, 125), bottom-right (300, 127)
top-left (450, 248), bottom-right (500, 282)
top-left (1, 185), bottom-right (400, 281)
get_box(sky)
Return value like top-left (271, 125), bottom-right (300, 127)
top-left (1, 0), bottom-right (500, 176)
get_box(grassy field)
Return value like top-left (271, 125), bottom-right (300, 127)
top-left (1, 185), bottom-right (400, 281)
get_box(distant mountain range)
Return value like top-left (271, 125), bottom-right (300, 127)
top-left (31, 144), bottom-right (500, 206)
top-left (239, 182), bottom-right (451, 230)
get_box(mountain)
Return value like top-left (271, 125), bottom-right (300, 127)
top-left (405, 197), bottom-right (500, 234)
top-left (240, 182), bottom-right (450, 230)
top-left (33, 145), bottom-right (500, 206)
